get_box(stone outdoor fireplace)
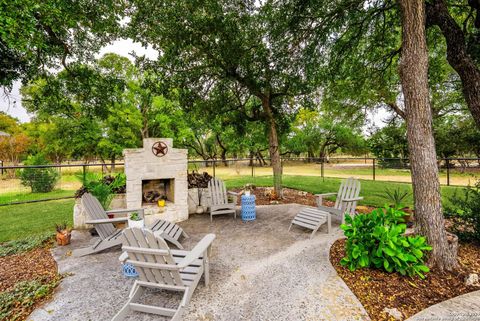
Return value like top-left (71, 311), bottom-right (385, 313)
top-left (123, 138), bottom-right (188, 224)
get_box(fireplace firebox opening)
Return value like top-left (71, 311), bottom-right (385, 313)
top-left (142, 179), bottom-right (175, 204)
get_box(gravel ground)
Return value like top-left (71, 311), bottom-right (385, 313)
top-left (28, 204), bottom-right (369, 321)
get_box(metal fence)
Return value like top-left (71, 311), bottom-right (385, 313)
top-left (1, 157), bottom-right (479, 206)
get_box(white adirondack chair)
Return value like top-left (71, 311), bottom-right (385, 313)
top-left (289, 177), bottom-right (362, 237)
top-left (208, 177), bottom-right (239, 221)
top-left (289, 207), bottom-right (331, 238)
top-left (112, 228), bottom-right (215, 321)
top-left (315, 177), bottom-right (363, 224)
top-left (72, 193), bottom-right (188, 257)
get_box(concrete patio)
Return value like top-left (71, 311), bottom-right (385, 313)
top-left (29, 204), bottom-right (369, 321)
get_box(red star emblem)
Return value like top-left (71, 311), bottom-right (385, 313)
top-left (152, 141), bottom-right (168, 157)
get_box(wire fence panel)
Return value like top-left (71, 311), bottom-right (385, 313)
top-left (0, 163), bottom-right (124, 206)
top-left (1, 158), bottom-right (479, 206)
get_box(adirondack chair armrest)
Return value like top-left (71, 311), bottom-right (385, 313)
top-left (227, 191), bottom-right (240, 203)
top-left (341, 197), bottom-right (363, 202)
top-left (119, 251), bottom-right (128, 263)
top-left (106, 208), bottom-right (145, 217)
top-left (85, 217), bottom-right (128, 224)
top-left (314, 192), bottom-right (337, 197)
top-left (315, 192), bottom-right (337, 207)
top-left (177, 234), bottom-right (216, 269)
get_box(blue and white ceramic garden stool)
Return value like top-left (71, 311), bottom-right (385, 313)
top-left (241, 194), bottom-right (256, 221)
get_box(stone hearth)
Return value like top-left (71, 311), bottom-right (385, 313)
top-left (123, 138), bottom-right (188, 224)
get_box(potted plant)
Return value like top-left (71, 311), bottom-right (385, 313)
top-left (128, 212), bottom-right (144, 228)
top-left (158, 195), bottom-right (167, 207)
top-left (243, 183), bottom-right (256, 196)
top-left (55, 223), bottom-right (72, 246)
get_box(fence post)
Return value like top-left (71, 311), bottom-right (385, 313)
top-left (446, 158), bottom-right (450, 186)
top-left (58, 165), bottom-right (62, 189)
top-left (373, 158), bottom-right (376, 181)
top-left (0, 160), bottom-right (3, 175)
top-left (321, 157), bottom-right (325, 182)
top-left (213, 159), bottom-right (216, 177)
top-left (82, 165), bottom-right (86, 183)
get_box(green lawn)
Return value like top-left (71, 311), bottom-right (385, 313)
top-left (0, 175), bottom-right (464, 242)
top-left (0, 189), bottom-right (74, 205)
top-left (0, 199), bottom-right (74, 242)
top-left (224, 175), bottom-right (463, 208)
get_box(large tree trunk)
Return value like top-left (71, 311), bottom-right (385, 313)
top-left (215, 133), bottom-right (228, 166)
top-left (426, 0), bottom-right (480, 128)
top-left (262, 96), bottom-right (283, 198)
top-left (399, 0), bottom-right (457, 271)
top-left (110, 155), bottom-right (116, 171)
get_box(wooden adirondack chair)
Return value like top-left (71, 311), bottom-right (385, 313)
top-left (315, 177), bottom-right (363, 224)
top-left (72, 193), bottom-right (188, 257)
top-left (289, 207), bottom-right (331, 238)
top-left (208, 177), bottom-right (239, 221)
top-left (112, 228), bottom-right (215, 321)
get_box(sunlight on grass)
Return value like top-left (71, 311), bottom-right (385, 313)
top-left (223, 175), bottom-right (463, 209)
top-left (0, 199), bottom-right (74, 242)
top-left (0, 175), bottom-right (465, 242)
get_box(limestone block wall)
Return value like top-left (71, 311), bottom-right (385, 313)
top-left (123, 138), bottom-right (189, 223)
top-left (73, 194), bottom-right (126, 229)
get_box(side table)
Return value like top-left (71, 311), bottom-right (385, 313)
top-left (241, 194), bottom-right (256, 221)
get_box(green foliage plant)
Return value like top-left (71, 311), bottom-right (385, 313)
top-left (129, 212), bottom-right (141, 221)
top-left (76, 172), bottom-right (125, 209)
top-left (106, 173), bottom-right (126, 193)
top-left (340, 206), bottom-right (432, 278)
top-left (379, 188), bottom-right (412, 208)
top-left (55, 222), bottom-right (69, 233)
top-left (0, 232), bottom-right (53, 257)
top-left (444, 180), bottom-right (480, 243)
top-left (19, 154), bottom-right (59, 193)
top-left (0, 278), bottom-right (60, 320)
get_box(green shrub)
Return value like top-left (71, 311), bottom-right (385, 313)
top-left (75, 172), bottom-right (125, 209)
top-left (444, 180), bottom-right (480, 243)
top-left (340, 206), bottom-right (432, 278)
top-left (378, 187), bottom-right (412, 208)
top-left (0, 233), bottom-right (53, 257)
top-left (19, 155), bottom-right (59, 193)
top-left (0, 279), bottom-right (60, 320)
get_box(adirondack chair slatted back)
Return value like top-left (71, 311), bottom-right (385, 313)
top-left (334, 178), bottom-right (361, 215)
top-left (122, 228), bottom-right (184, 286)
top-left (81, 193), bottom-right (116, 239)
top-left (209, 178), bottom-right (228, 205)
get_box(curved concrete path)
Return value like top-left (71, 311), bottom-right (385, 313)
top-left (29, 204), bottom-right (369, 321)
top-left (407, 290), bottom-right (480, 321)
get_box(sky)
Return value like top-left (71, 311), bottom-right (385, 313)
top-left (0, 39), bottom-right (390, 129)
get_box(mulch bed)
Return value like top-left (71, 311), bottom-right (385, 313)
top-left (330, 239), bottom-right (480, 321)
top-left (232, 187), bottom-right (318, 206)
top-left (0, 247), bottom-right (59, 320)
top-left (231, 187), bottom-right (375, 213)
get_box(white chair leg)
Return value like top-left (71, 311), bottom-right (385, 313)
top-left (327, 213), bottom-right (331, 234)
top-left (111, 301), bottom-right (131, 321)
top-left (204, 255), bottom-right (210, 286)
